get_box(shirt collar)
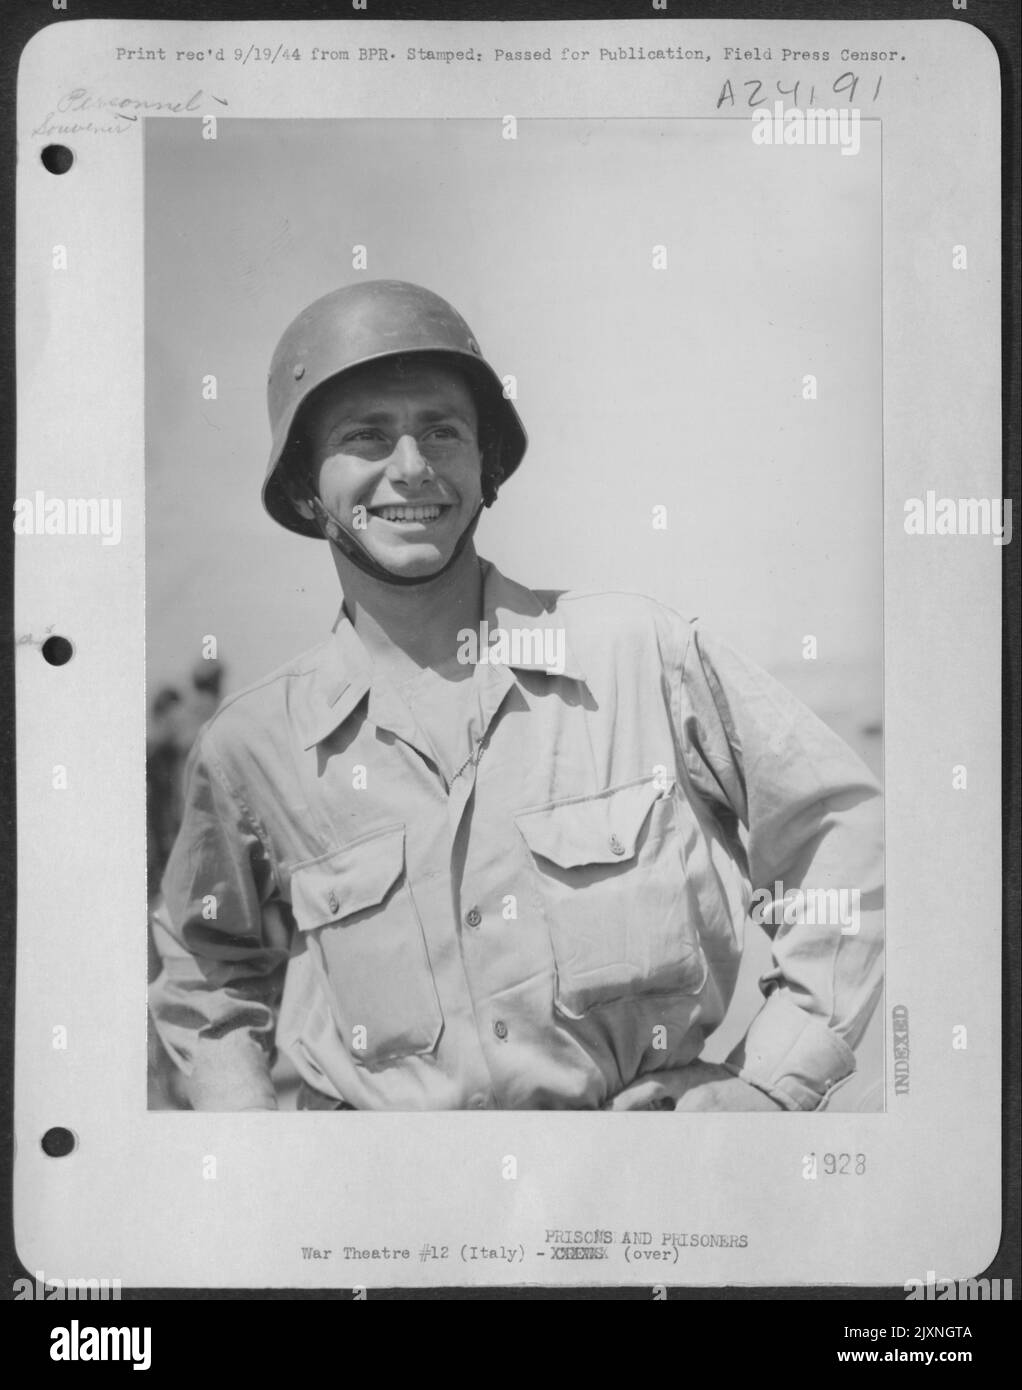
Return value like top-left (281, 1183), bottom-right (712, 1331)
top-left (299, 558), bottom-right (586, 749)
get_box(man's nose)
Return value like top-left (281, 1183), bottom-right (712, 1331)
top-left (386, 434), bottom-right (432, 483)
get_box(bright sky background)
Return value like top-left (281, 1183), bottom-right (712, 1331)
top-left (146, 117), bottom-right (881, 755)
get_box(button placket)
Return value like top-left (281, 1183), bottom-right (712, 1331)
top-left (447, 760), bottom-right (476, 831)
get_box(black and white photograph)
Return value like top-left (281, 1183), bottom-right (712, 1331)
top-left (143, 116), bottom-right (884, 1116)
top-left (9, 3), bottom-right (1013, 1316)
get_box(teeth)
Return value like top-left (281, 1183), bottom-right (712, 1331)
top-left (375, 505), bottom-right (443, 522)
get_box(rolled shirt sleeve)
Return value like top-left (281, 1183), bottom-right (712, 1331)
top-left (149, 729), bottom-right (291, 1111)
top-left (673, 623), bottom-right (884, 1111)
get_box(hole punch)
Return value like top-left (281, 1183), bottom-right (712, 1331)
top-left (41, 145), bottom-right (74, 175)
top-left (41, 636), bottom-right (74, 666)
top-left (41, 1127), bottom-right (77, 1157)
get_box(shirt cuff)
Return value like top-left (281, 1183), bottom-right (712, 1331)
top-left (187, 1032), bottom-right (279, 1112)
top-left (725, 992), bottom-right (856, 1112)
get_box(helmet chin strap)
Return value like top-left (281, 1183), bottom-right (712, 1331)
top-left (307, 495), bottom-right (486, 587)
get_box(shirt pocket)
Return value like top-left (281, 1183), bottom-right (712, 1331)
top-left (515, 776), bottom-right (708, 1020)
top-left (289, 824), bottom-right (443, 1068)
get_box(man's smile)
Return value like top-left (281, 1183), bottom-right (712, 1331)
top-left (367, 502), bottom-right (454, 527)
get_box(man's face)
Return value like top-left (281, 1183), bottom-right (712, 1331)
top-left (303, 359), bottom-right (482, 580)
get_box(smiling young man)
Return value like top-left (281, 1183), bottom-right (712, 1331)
top-left (149, 280), bottom-right (883, 1113)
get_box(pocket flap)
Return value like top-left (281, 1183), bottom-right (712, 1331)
top-left (516, 777), bottom-right (673, 869)
top-left (291, 825), bottom-right (405, 928)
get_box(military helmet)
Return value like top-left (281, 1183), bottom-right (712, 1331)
top-left (262, 280), bottom-right (527, 538)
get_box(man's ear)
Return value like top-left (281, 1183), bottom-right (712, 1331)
top-left (481, 450), bottom-right (504, 507)
top-left (280, 451), bottom-right (318, 521)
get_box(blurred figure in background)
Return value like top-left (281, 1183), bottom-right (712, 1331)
top-left (146, 660), bottom-right (227, 906)
top-left (146, 658), bottom-right (227, 1108)
top-left (181, 657), bottom-right (225, 746)
top-left (146, 685), bottom-right (184, 906)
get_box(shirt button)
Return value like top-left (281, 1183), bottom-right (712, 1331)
top-left (493, 1020), bottom-right (509, 1041)
top-left (327, 890), bottom-right (340, 914)
top-left (465, 906), bottom-right (482, 928)
top-left (609, 834), bottom-right (626, 856)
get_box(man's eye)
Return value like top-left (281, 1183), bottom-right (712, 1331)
top-left (342, 428), bottom-right (384, 443)
top-left (426, 426), bottom-right (459, 441)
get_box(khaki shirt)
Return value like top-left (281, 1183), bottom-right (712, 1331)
top-left (150, 559), bottom-right (883, 1111)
